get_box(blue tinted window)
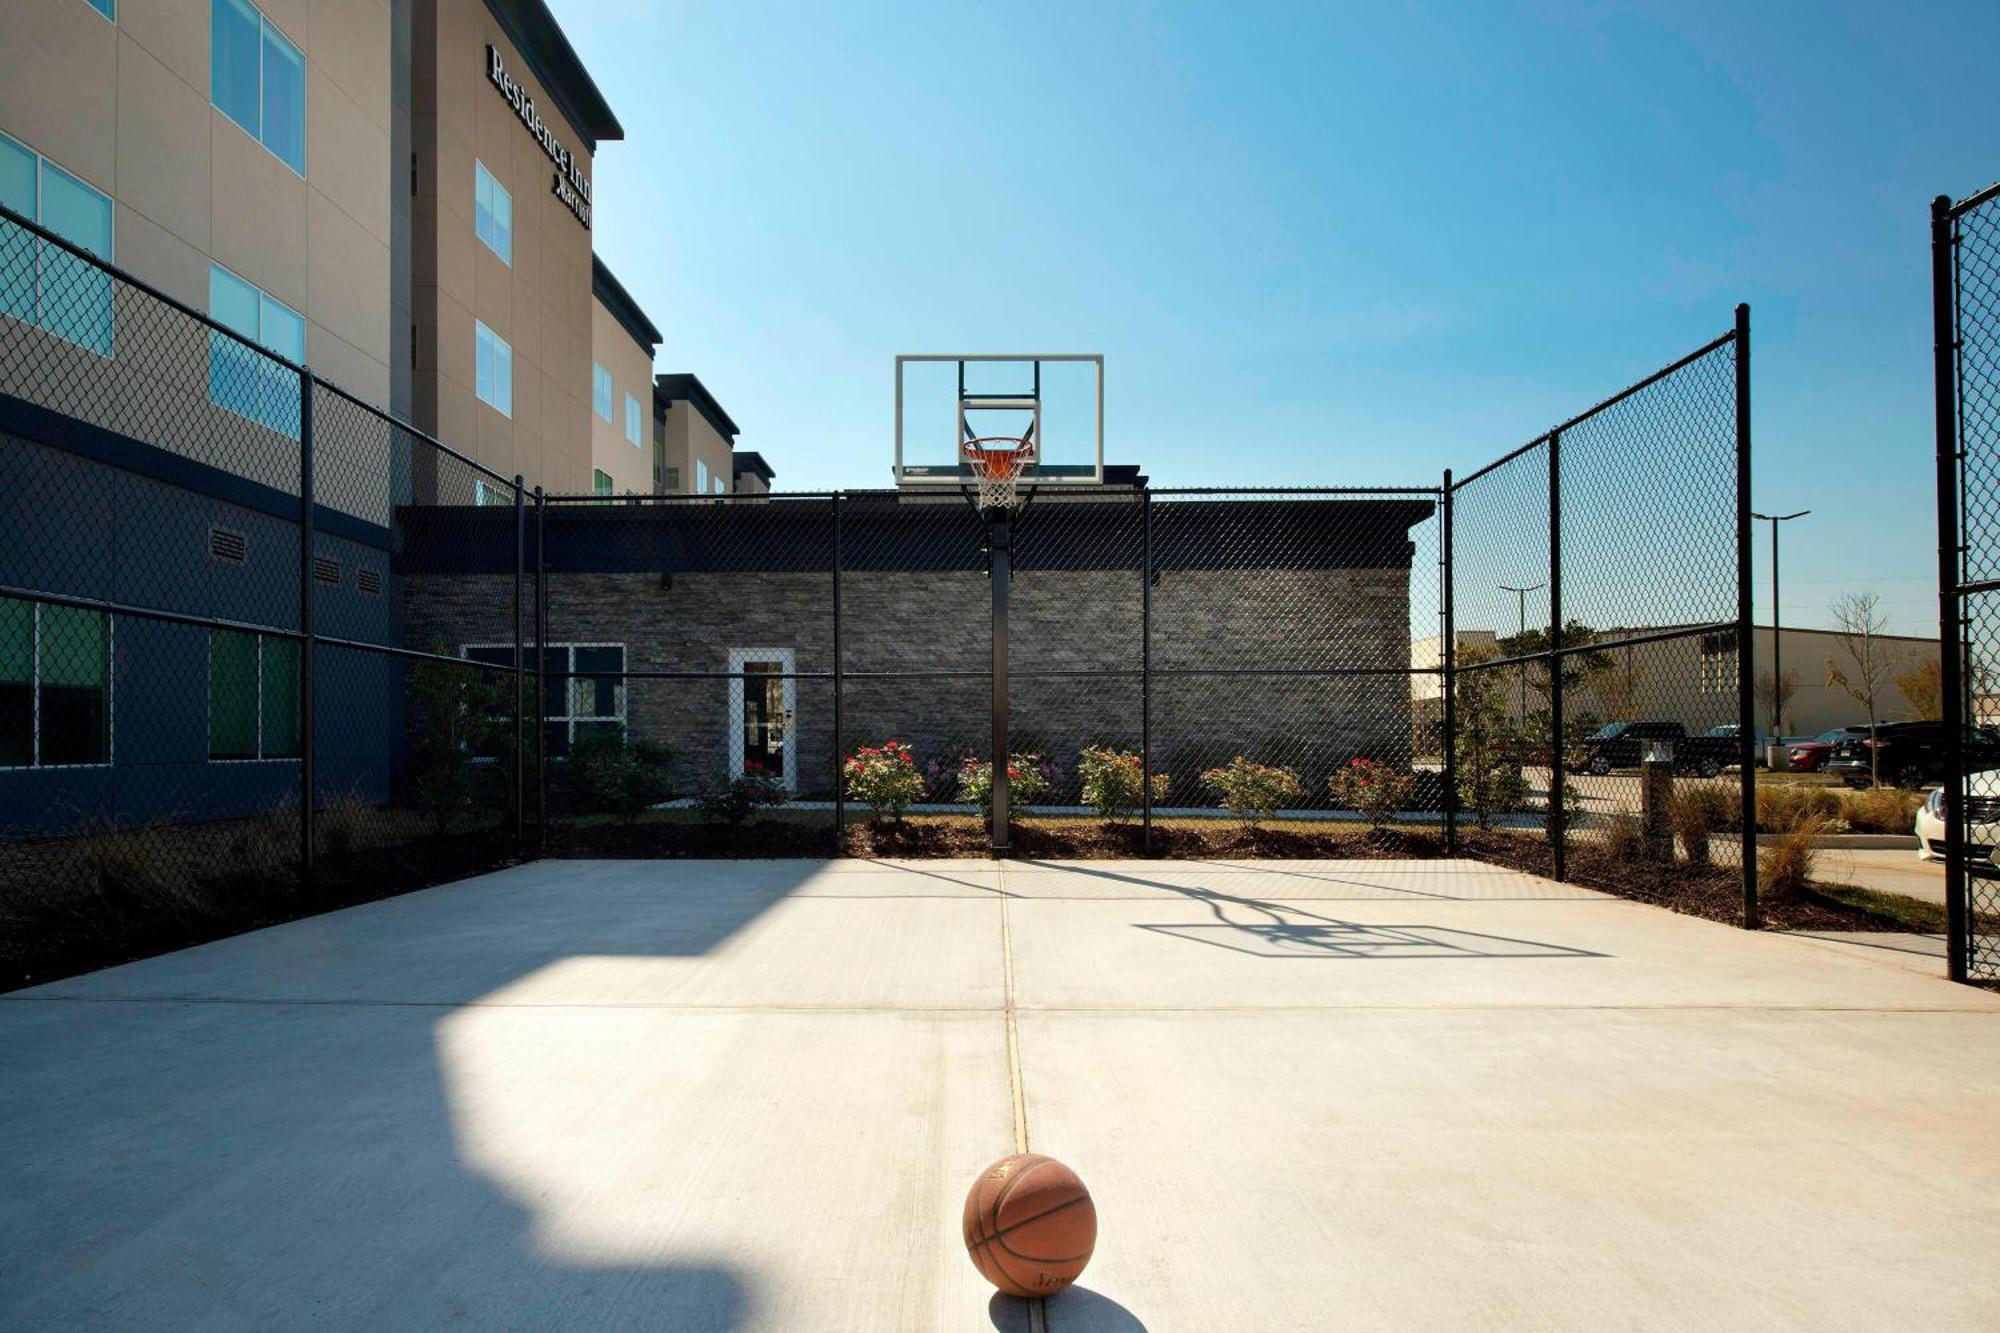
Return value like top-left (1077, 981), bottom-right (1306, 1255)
top-left (208, 263), bottom-right (301, 438)
top-left (474, 161), bottom-right (511, 265)
top-left (0, 134), bottom-right (115, 356)
top-left (624, 392), bottom-right (641, 445)
top-left (592, 362), bottom-right (612, 420)
top-left (212, 0), bottom-right (305, 177)
top-left (476, 321), bottom-right (512, 418)
top-left (86, 0), bottom-right (116, 18)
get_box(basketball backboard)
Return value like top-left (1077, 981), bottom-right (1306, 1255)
top-left (894, 355), bottom-right (1104, 487)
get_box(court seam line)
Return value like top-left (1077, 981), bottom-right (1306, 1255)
top-left (997, 861), bottom-right (1051, 1333)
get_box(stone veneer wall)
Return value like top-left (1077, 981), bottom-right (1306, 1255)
top-left (402, 563), bottom-right (1415, 803)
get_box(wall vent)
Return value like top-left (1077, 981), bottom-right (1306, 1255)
top-left (209, 526), bottom-right (247, 564)
top-left (313, 556), bottom-right (342, 585)
top-left (356, 567), bottom-right (383, 596)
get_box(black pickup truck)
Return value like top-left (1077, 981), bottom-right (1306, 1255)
top-left (1568, 721), bottom-right (1738, 778)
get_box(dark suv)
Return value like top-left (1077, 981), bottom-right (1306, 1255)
top-left (1824, 722), bottom-right (2000, 788)
top-left (1570, 721), bottom-right (1736, 778)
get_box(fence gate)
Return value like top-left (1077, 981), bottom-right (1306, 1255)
top-left (1935, 182), bottom-right (2000, 983)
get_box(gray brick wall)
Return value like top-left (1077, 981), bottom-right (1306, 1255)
top-left (403, 563), bottom-right (1414, 803)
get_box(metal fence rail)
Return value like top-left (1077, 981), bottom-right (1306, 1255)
top-left (1935, 181), bottom-right (2000, 983)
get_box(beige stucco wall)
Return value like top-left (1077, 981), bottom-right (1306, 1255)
top-left (659, 399), bottom-right (735, 496)
top-left (588, 295), bottom-right (653, 494)
top-left (411, 0), bottom-right (591, 493)
top-left (0, 0), bottom-right (393, 405)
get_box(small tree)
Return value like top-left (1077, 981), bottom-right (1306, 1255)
top-left (1826, 591), bottom-right (1890, 785)
top-left (1896, 659), bottom-right (1942, 722)
top-left (407, 653), bottom-right (503, 835)
top-left (1757, 666), bottom-right (1800, 736)
top-left (1451, 645), bottom-right (1528, 829)
top-left (1077, 746), bottom-right (1168, 824)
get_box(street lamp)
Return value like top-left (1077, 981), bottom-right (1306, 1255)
top-left (1750, 509), bottom-right (1810, 738)
top-left (1498, 582), bottom-right (1546, 723)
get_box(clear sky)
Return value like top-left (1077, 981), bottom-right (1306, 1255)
top-left (551, 0), bottom-right (1999, 635)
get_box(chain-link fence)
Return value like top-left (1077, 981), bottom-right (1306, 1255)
top-left (0, 194), bottom-right (1760, 987)
top-left (1446, 316), bottom-right (1754, 921)
top-left (1935, 182), bottom-right (2000, 983)
top-left (0, 202), bottom-right (536, 989)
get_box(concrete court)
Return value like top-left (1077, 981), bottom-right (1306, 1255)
top-left (2, 858), bottom-right (1998, 1332)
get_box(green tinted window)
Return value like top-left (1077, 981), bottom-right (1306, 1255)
top-left (260, 636), bottom-right (301, 757)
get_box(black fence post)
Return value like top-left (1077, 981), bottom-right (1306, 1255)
top-left (1735, 303), bottom-right (1759, 928)
top-left (1141, 489), bottom-right (1153, 855)
top-left (513, 473), bottom-right (526, 861)
top-left (990, 510), bottom-right (1012, 857)
top-left (1441, 472), bottom-right (1457, 855)
top-left (534, 486), bottom-right (548, 855)
top-left (1933, 197), bottom-right (1969, 981)
top-left (298, 373), bottom-right (316, 895)
top-left (1547, 432), bottom-right (1564, 883)
top-left (832, 492), bottom-right (845, 847)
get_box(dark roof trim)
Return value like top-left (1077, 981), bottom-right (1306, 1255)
top-left (484, 0), bottom-right (623, 150)
top-left (655, 373), bottom-right (740, 440)
top-left (592, 256), bottom-right (661, 355)
top-left (732, 450), bottom-right (775, 483)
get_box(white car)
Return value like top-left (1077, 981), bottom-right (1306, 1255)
top-left (1914, 771), bottom-right (2000, 865)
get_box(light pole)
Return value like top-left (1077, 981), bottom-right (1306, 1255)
top-left (1750, 509), bottom-right (1809, 738)
top-left (1498, 582), bottom-right (1546, 724)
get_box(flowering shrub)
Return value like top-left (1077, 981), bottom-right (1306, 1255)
top-left (958, 754), bottom-right (1049, 815)
top-left (844, 740), bottom-right (926, 823)
top-left (1327, 757), bottom-right (1411, 829)
top-left (1078, 746), bottom-right (1168, 823)
top-left (922, 736), bottom-right (979, 803)
top-left (1199, 756), bottom-right (1303, 827)
top-left (696, 770), bottom-right (789, 826)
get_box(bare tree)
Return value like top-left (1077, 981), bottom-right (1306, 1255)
top-left (1756, 666), bottom-right (1800, 736)
top-left (1826, 591), bottom-right (1890, 786)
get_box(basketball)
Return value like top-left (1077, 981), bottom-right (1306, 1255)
top-left (961, 1153), bottom-right (1097, 1298)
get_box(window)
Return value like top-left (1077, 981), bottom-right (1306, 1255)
top-left (728, 648), bottom-right (796, 789)
top-left (0, 132), bottom-right (114, 356)
top-left (212, 0), bottom-right (305, 176)
top-left (84, 0), bottom-right (116, 20)
top-left (624, 392), bottom-right (642, 447)
top-left (592, 468), bottom-right (613, 495)
top-left (208, 263), bottom-right (303, 437)
top-left (592, 362), bottom-right (613, 421)
top-left (464, 643), bottom-right (624, 758)
top-left (714, 475), bottom-right (726, 495)
top-left (208, 630), bottom-right (300, 759)
top-left (473, 479), bottom-right (516, 507)
top-left (1, 597), bottom-right (111, 767)
top-left (695, 458), bottom-right (708, 493)
top-left (473, 161), bottom-right (511, 264)
top-left (474, 320), bottom-right (511, 417)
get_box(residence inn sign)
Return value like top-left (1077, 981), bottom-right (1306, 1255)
top-left (487, 45), bottom-right (593, 228)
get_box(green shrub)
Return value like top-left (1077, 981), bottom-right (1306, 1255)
top-left (844, 741), bottom-right (926, 823)
top-left (407, 653), bottom-right (504, 835)
top-left (564, 731), bottom-right (674, 819)
top-left (1200, 756), bottom-right (1303, 828)
top-left (1077, 746), bottom-right (1167, 824)
top-left (1327, 757), bottom-right (1412, 829)
top-left (958, 754), bottom-right (1049, 816)
top-left (696, 771), bottom-right (789, 826)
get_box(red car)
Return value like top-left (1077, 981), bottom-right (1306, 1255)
top-left (1786, 727), bottom-right (1870, 772)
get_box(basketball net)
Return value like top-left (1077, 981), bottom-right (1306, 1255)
top-left (961, 436), bottom-right (1036, 511)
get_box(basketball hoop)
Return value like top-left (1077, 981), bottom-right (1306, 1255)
top-left (961, 435), bottom-right (1036, 511)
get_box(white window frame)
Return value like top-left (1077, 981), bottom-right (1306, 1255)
top-left (206, 629), bottom-right (300, 763)
top-left (474, 319), bottom-right (511, 418)
top-left (462, 642), bottom-right (626, 752)
top-left (4, 602), bottom-right (115, 770)
top-left (728, 647), bottom-right (797, 791)
top-left (0, 130), bottom-right (117, 359)
top-left (624, 391), bottom-right (642, 446)
top-left (593, 362), bottom-right (613, 421)
top-left (473, 160), bottom-right (512, 265)
top-left (210, 0), bottom-right (306, 179)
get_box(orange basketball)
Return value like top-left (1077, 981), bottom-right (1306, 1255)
top-left (961, 1152), bottom-right (1097, 1298)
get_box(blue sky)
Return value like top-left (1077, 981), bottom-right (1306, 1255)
top-left (553, 0), bottom-right (1999, 635)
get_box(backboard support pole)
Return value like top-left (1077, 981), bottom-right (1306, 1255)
top-left (990, 510), bottom-right (1012, 857)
